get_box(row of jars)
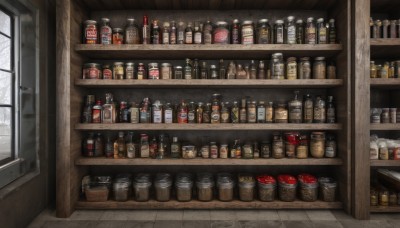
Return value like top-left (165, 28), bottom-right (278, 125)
top-left (82, 131), bottom-right (337, 159)
top-left (370, 18), bottom-right (400, 39)
top-left (370, 135), bottom-right (400, 160)
top-left (370, 108), bottom-right (399, 124)
top-left (370, 60), bottom-right (400, 78)
top-left (84, 16), bottom-right (336, 45)
top-left (82, 93), bottom-right (336, 124)
top-left (83, 173), bottom-right (337, 203)
top-left (82, 56), bottom-right (336, 80)
top-left (371, 185), bottom-right (400, 206)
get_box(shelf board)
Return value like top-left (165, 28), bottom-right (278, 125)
top-left (370, 78), bottom-right (400, 88)
top-left (370, 39), bottom-right (400, 58)
top-left (370, 124), bottom-right (400, 131)
top-left (370, 160), bottom-right (400, 167)
top-left (75, 123), bottom-right (343, 131)
top-left (75, 79), bottom-right (344, 88)
top-left (76, 199), bottom-right (342, 210)
top-left (370, 206), bottom-right (400, 213)
top-left (75, 44), bottom-right (343, 60)
top-left (75, 157), bottom-right (343, 166)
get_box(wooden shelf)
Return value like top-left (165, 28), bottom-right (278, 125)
top-left (370, 39), bottom-right (400, 58)
top-left (370, 124), bottom-right (400, 131)
top-left (75, 123), bottom-right (343, 131)
top-left (76, 199), bottom-right (342, 210)
top-left (370, 160), bottom-right (400, 167)
top-left (75, 79), bottom-right (344, 88)
top-left (75, 44), bottom-right (343, 60)
top-left (370, 78), bottom-right (400, 88)
top-left (370, 206), bottom-right (400, 213)
top-left (75, 157), bottom-right (343, 166)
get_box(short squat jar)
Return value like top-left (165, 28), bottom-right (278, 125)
top-left (257, 175), bottom-right (277, 202)
top-left (133, 173), bottom-right (152, 202)
top-left (217, 173), bottom-right (235, 202)
top-left (196, 173), bottom-right (214, 202)
top-left (298, 174), bottom-right (318, 202)
top-left (175, 173), bottom-right (193, 202)
top-left (278, 175), bottom-right (297, 202)
top-left (154, 173), bottom-right (173, 202)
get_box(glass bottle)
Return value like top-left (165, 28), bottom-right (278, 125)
top-left (175, 100), bottom-right (187, 124)
top-left (100, 18), bottom-right (112, 44)
top-left (119, 101), bottom-right (130, 123)
top-left (221, 102), bottom-right (230, 123)
top-left (244, 65), bottom-right (251, 79)
top-left (142, 15), bottom-right (150, 44)
top-left (303, 94), bottom-right (313, 123)
top-left (203, 103), bottom-right (212, 123)
top-left (314, 96), bottom-right (326, 123)
top-left (164, 102), bottom-right (174, 123)
top-left (104, 133), bottom-right (114, 158)
top-left (200, 61), bottom-right (208, 79)
top-left (256, 19), bottom-right (271, 44)
top-left (177, 21), bottom-right (185, 44)
top-left (219, 59), bottom-right (226, 79)
top-left (296, 19), bottom-right (305, 44)
top-left (196, 102), bottom-right (204, 123)
top-left (235, 139), bottom-right (242, 158)
top-left (125, 18), bottom-right (140, 44)
top-left (325, 134), bottom-right (337, 158)
top-left (250, 60), bottom-right (257, 79)
top-left (271, 53), bottom-right (285, 79)
top-left (210, 65), bottom-right (218, 79)
top-left (317, 18), bottom-right (327, 44)
top-left (92, 100), bottom-right (102, 123)
top-left (94, 133), bottom-right (104, 157)
top-left (289, 91), bottom-right (303, 123)
top-left (83, 133), bottom-right (94, 157)
top-left (140, 134), bottom-right (150, 158)
top-left (328, 19), bottom-right (336, 44)
top-left (185, 22), bottom-right (193, 44)
top-left (193, 59), bottom-right (200, 79)
top-left (126, 132), bottom-right (135, 158)
top-left (188, 101), bottom-right (197, 123)
top-left (152, 100), bottom-right (163, 124)
top-left (139, 97), bottom-right (152, 123)
top-left (184, 58), bottom-right (192, 79)
top-left (157, 134), bottom-right (167, 159)
top-left (326, 96), bottom-right (336, 123)
top-left (151, 20), bottom-right (161, 44)
top-left (149, 136), bottom-right (158, 158)
top-left (286, 16), bottom-right (296, 44)
top-left (226, 61), bottom-right (236, 79)
top-left (82, 95), bottom-right (95, 123)
top-left (266, 101), bottom-right (274, 123)
top-left (114, 131), bottom-right (126, 159)
top-left (211, 94), bottom-right (221, 124)
top-left (162, 21), bottom-right (170, 44)
top-left (257, 101), bottom-right (266, 123)
top-left (306, 17), bottom-right (316, 44)
top-left (170, 21), bottom-right (177, 44)
top-left (274, 20), bottom-right (284, 44)
top-left (258, 60), bottom-right (266, 79)
top-left (236, 64), bottom-right (247, 79)
top-left (239, 98), bottom-right (247, 123)
top-left (170, 136), bottom-right (181, 158)
top-left (203, 20), bottom-right (213, 44)
top-left (129, 102), bottom-right (139, 124)
top-left (231, 101), bottom-right (239, 123)
top-left (231, 19), bottom-right (240, 44)
top-left (102, 93), bottom-right (115, 123)
top-left (194, 22), bottom-right (202, 44)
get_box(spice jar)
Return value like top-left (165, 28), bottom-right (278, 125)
top-left (318, 177), bottom-right (337, 202)
top-left (298, 174), bottom-right (318, 202)
top-left (274, 103), bottom-right (288, 123)
top-left (261, 141), bottom-right (271, 158)
top-left (256, 19), bottom-right (272, 44)
top-left (297, 135), bottom-right (309, 159)
top-left (305, 17), bottom-right (316, 44)
top-left (313, 57), bottom-right (326, 79)
top-left (257, 175), bottom-right (276, 202)
top-left (278, 175), bottom-right (297, 202)
top-left (125, 62), bottom-right (135, 79)
top-left (112, 28), bottom-right (124, 44)
top-left (271, 53), bottom-right (285, 79)
top-left (289, 90), bottom-right (302, 123)
top-left (310, 132), bottom-right (325, 158)
top-left (182, 145), bottom-right (197, 159)
top-left (285, 132), bottom-right (299, 158)
top-left (370, 61), bottom-right (377, 78)
top-left (296, 19), bottom-right (305, 44)
top-left (175, 173), bottom-right (193, 202)
top-left (298, 57), bottom-right (311, 79)
top-left (314, 96), bottom-right (326, 123)
top-left (379, 189), bottom-right (389, 206)
top-left (174, 66), bottom-right (183, 79)
top-left (133, 173), bottom-right (152, 202)
top-left (241, 20), bottom-right (254, 44)
top-left (286, 57), bottom-right (297, 79)
top-left (273, 133), bottom-right (285, 159)
top-left (371, 108), bottom-right (382, 123)
top-left (83, 63), bottom-right (102, 79)
top-left (161, 63), bottom-right (172, 79)
top-left (213, 21), bottom-right (230, 44)
top-left (113, 62), bottom-right (124, 79)
top-left (286, 16), bottom-right (296, 44)
top-left (238, 174), bottom-right (255, 202)
top-left (327, 62), bottom-right (336, 79)
top-left (84, 20), bottom-right (98, 44)
top-left (148, 63), bottom-right (160, 80)
top-left (217, 173), bottom-right (235, 202)
top-left (325, 135), bottom-right (337, 158)
top-left (154, 173), bottom-right (172, 202)
top-left (196, 173), bottom-right (214, 201)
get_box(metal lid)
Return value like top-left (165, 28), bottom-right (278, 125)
top-left (85, 20), bottom-right (97, 25)
top-left (287, 16), bottom-right (295, 21)
top-left (314, 57), bottom-right (326, 61)
top-left (174, 65), bottom-right (183, 69)
top-left (125, 62), bottom-right (134, 66)
top-left (84, 63), bottom-right (101, 67)
top-left (113, 28), bottom-right (123, 32)
top-left (271, 53), bottom-right (283, 58)
top-left (210, 65), bottom-right (217, 69)
top-left (161, 63), bottom-right (171, 67)
top-left (127, 18), bottom-right (135, 22)
top-left (242, 20), bottom-right (253, 25)
top-left (113, 62), bottom-right (124, 65)
top-left (215, 21), bottom-right (228, 26)
top-left (287, 57), bottom-right (297, 62)
top-left (233, 19), bottom-right (239, 23)
top-left (258, 19), bottom-right (269, 24)
top-left (296, 19), bottom-right (303, 24)
top-left (148, 62), bottom-right (158, 67)
top-left (101, 18), bottom-right (110, 23)
top-left (275, 20), bottom-right (284, 24)
top-left (317, 18), bottom-right (324, 23)
top-left (300, 57), bottom-right (310, 61)
top-left (102, 64), bottom-right (110, 68)
top-left (307, 17), bottom-right (314, 22)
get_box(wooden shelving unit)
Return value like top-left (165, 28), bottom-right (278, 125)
top-left (57, 0), bottom-right (351, 218)
top-left (370, 160), bottom-right (400, 167)
top-left (370, 124), bottom-right (400, 131)
top-left (370, 78), bottom-right (400, 88)
top-left (370, 206), bottom-right (400, 213)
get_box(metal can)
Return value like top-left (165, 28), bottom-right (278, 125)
top-left (125, 62), bottom-right (135, 79)
top-left (241, 21), bottom-right (254, 45)
top-left (161, 63), bottom-right (172, 79)
top-left (82, 63), bottom-right (101, 79)
top-left (113, 62), bottom-right (124, 79)
top-left (102, 64), bottom-right (112, 79)
top-left (286, 57), bottom-right (297, 80)
top-left (298, 57), bottom-right (311, 79)
top-left (112, 28), bottom-right (124, 44)
top-left (84, 20), bottom-right (98, 44)
top-left (148, 63), bottom-right (159, 80)
top-left (213, 21), bottom-right (230, 44)
top-left (137, 63), bottom-right (146, 80)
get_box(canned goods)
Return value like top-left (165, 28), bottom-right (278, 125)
top-left (82, 63), bottom-right (101, 79)
top-left (125, 62), bottom-right (135, 79)
top-left (148, 63), bottom-right (160, 79)
top-left (161, 63), bottom-right (172, 79)
top-left (84, 20), bottom-right (98, 44)
top-left (113, 62), bottom-right (124, 79)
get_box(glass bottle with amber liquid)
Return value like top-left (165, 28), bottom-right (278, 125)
top-left (196, 102), bottom-right (204, 123)
top-left (203, 103), bottom-right (212, 123)
top-left (211, 94), bottom-right (221, 124)
top-left (266, 101), bottom-right (274, 123)
top-left (303, 94), bottom-right (313, 123)
top-left (221, 102), bottom-right (230, 123)
top-left (171, 136), bottom-right (181, 158)
top-left (239, 98), bottom-right (247, 123)
top-left (157, 134), bottom-right (168, 159)
top-left (114, 131), bottom-right (126, 159)
top-left (288, 91), bottom-right (303, 123)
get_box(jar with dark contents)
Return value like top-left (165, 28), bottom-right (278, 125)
top-left (298, 57), bottom-right (311, 79)
top-left (256, 19), bottom-right (272, 44)
top-left (196, 173), bottom-right (214, 201)
top-left (238, 174), bottom-right (255, 201)
top-left (272, 132), bottom-right (285, 159)
top-left (137, 63), bottom-right (146, 80)
top-left (278, 175), bottom-right (297, 202)
top-left (217, 173), bottom-right (235, 202)
top-left (313, 57), bottom-right (326, 79)
top-left (113, 62), bottom-right (124, 79)
top-left (112, 28), bottom-right (124, 44)
top-left (241, 20), bottom-right (254, 44)
top-left (274, 103), bottom-right (288, 123)
top-left (174, 66), bottom-right (183, 79)
top-left (285, 132), bottom-right (299, 158)
top-left (310, 132), bottom-right (325, 158)
top-left (297, 135), bottom-right (309, 158)
top-left (102, 64), bottom-right (112, 79)
top-left (257, 175), bottom-right (276, 202)
top-left (175, 173), bottom-right (193, 202)
top-left (84, 20), bottom-right (98, 44)
top-left (296, 19), bottom-right (305, 44)
top-left (83, 63), bottom-right (102, 79)
top-left (298, 174), bottom-right (318, 202)
top-left (213, 21), bottom-right (230, 44)
top-left (133, 173), bottom-right (152, 202)
top-left (261, 141), bottom-right (271, 158)
top-left (271, 53), bottom-right (285, 79)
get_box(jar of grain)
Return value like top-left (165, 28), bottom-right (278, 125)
top-left (217, 173), bottom-right (235, 202)
top-left (278, 175), bottom-right (297, 202)
top-left (133, 173), bottom-right (152, 202)
top-left (313, 57), bottom-right (326, 79)
top-left (318, 177), bottom-right (337, 202)
top-left (196, 173), bottom-right (214, 201)
top-left (272, 132), bottom-right (285, 159)
top-left (379, 189), bottom-right (389, 206)
top-left (310, 132), bottom-right (325, 158)
top-left (257, 175), bottom-right (276, 202)
top-left (238, 174), bottom-right (256, 202)
top-left (298, 174), bottom-right (318, 202)
top-left (296, 135), bottom-right (309, 159)
top-left (154, 173), bottom-right (172, 202)
top-left (175, 173), bottom-right (193, 202)
top-left (274, 103), bottom-right (288, 123)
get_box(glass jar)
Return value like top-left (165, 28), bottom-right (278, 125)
top-left (175, 173), bottom-right (193, 202)
top-left (389, 191), bottom-right (397, 206)
top-left (296, 19), bottom-right (305, 44)
top-left (133, 173), bottom-right (152, 202)
top-left (137, 63), bottom-right (146, 80)
top-left (113, 180), bottom-right (131, 202)
top-left (238, 174), bottom-right (255, 202)
top-left (196, 173), bottom-right (214, 201)
top-left (327, 62), bottom-right (336, 79)
top-left (278, 175), bottom-right (297, 202)
top-left (297, 135), bottom-right (309, 159)
top-left (102, 64), bottom-right (112, 79)
top-left (370, 188), bottom-right (378, 206)
top-left (217, 173), bottom-right (235, 202)
top-left (148, 63), bottom-right (160, 80)
top-left (316, 18), bottom-right (327, 44)
top-left (219, 144), bottom-right (229, 159)
top-left (84, 20), bottom-right (98, 44)
top-left (272, 132), bottom-right (285, 159)
top-left (390, 108), bottom-right (397, 123)
top-left (285, 132), bottom-right (299, 158)
top-left (289, 91), bottom-right (302, 123)
top-left (314, 96), bottom-right (326, 123)
top-left (213, 21), bottom-right (230, 44)
top-left (124, 18), bottom-right (140, 44)
top-left (271, 53), bottom-right (285, 79)
top-left (286, 16), bottom-right (296, 44)
top-left (113, 62), bottom-right (124, 79)
top-left (379, 190), bottom-right (389, 206)
top-left (381, 108), bottom-right (390, 123)
top-left (318, 177), bottom-right (337, 202)
top-left (256, 19), bottom-right (272, 44)
top-left (298, 57), bottom-right (311, 79)
top-left (210, 142), bottom-right (218, 159)
top-left (298, 174), bottom-right (318, 202)
top-left (241, 20), bottom-right (254, 44)
top-left (161, 63), bottom-right (172, 79)
top-left (371, 108), bottom-right (382, 123)
top-left (247, 100), bottom-right (257, 123)
top-left (325, 134), bottom-right (337, 158)
top-left (310, 132), bottom-right (325, 158)
top-left (112, 28), bottom-right (124, 44)
top-left (154, 173), bottom-right (172, 202)
top-left (261, 141), bottom-right (271, 158)
top-left (257, 175), bottom-right (276, 202)
top-left (305, 17), bottom-right (316, 44)
top-left (174, 66), bottom-right (183, 79)
top-left (242, 143), bottom-right (254, 159)
top-left (125, 62), bottom-right (135, 79)
top-left (274, 20), bottom-right (284, 44)
top-left (82, 63), bottom-right (102, 79)
top-left (313, 57), bottom-right (326, 79)
top-left (286, 57), bottom-right (297, 80)
top-left (274, 103), bottom-right (288, 123)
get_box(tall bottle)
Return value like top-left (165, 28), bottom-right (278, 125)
top-left (193, 59), bottom-right (200, 79)
top-left (303, 94), bottom-right (314, 123)
top-left (196, 102), bottom-right (204, 123)
top-left (313, 96), bottom-right (326, 123)
top-left (126, 132), bottom-right (136, 158)
top-left (185, 22), bottom-right (193, 44)
top-left (151, 20), bottom-right (161, 44)
top-left (266, 101), bottom-right (274, 123)
top-left (139, 97), bottom-right (152, 123)
top-left (163, 102), bottom-right (174, 123)
top-left (92, 100), bottom-right (102, 123)
top-left (211, 94), bottom-right (221, 124)
top-left (328, 19), bottom-right (336, 44)
top-left (200, 61), bottom-right (208, 79)
top-left (194, 22), bottom-right (203, 44)
top-left (177, 99), bottom-right (188, 123)
top-left (162, 22), bottom-right (170, 44)
top-left (227, 61), bottom-right (236, 79)
top-left (231, 19), bottom-right (240, 44)
top-left (119, 101), bottom-right (130, 123)
top-left (250, 60), bottom-right (257, 79)
top-left (94, 133), bottom-right (104, 157)
top-left (219, 59), bottom-right (226, 79)
top-left (157, 134), bottom-right (167, 159)
top-left (104, 133), bottom-right (114, 158)
top-left (114, 132), bottom-right (126, 158)
top-left (257, 101), bottom-right (266, 123)
top-left (149, 136), bottom-right (158, 158)
top-left (102, 93), bottom-right (115, 123)
top-left (142, 15), bottom-right (150, 44)
top-left (231, 101), bottom-right (239, 123)
top-left (170, 21), bottom-right (177, 44)
top-left (203, 20), bottom-right (213, 44)
top-left (239, 98), bottom-right (247, 123)
top-left (317, 18), bottom-right (327, 44)
top-left (125, 18), bottom-right (140, 44)
top-left (305, 17), bottom-right (316, 44)
top-left (177, 21), bottom-right (185, 44)
top-left (152, 100), bottom-right (163, 123)
top-left (140, 134), bottom-right (150, 158)
top-left (286, 16), bottom-right (296, 44)
top-left (258, 60), bottom-right (266, 79)
top-left (184, 58), bottom-right (193, 79)
top-left (100, 18), bottom-right (112, 44)
top-left (326, 96), bottom-right (336, 123)
top-left (82, 95), bottom-right (95, 123)
top-left (288, 90), bottom-right (303, 123)
top-left (170, 136), bottom-right (181, 158)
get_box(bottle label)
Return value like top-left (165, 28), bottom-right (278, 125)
top-left (276, 28), bottom-right (284, 44)
top-left (130, 108), bottom-right (139, 123)
top-left (289, 107), bottom-right (302, 121)
top-left (185, 32), bottom-right (193, 44)
top-left (153, 110), bottom-right (162, 123)
top-left (214, 30), bottom-right (228, 44)
top-left (211, 111), bottom-right (220, 123)
top-left (127, 143), bottom-right (135, 158)
top-left (103, 68), bottom-right (112, 79)
top-left (242, 26), bottom-right (254, 44)
top-left (125, 66), bottom-right (134, 79)
top-left (304, 107), bottom-right (313, 122)
top-left (85, 25), bottom-right (97, 44)
top-left (240, 110), bottom-right (247, 123)
top-left (102, 107), bottom-right (113, 123)
top-left (266, 108), bottom-right (273, 122)
top-left (307, 27), bottom-right (316, 44)
top-left (318, 28), bottom-right (327, 44)
top-left (314, 108), bottom-right (326, 121)
top-left (101, 26), bottom-right (112, 44)
top-left (105, 143), bottom-right (113, 157)
top-left (258, 28), bottom-right (270, 44)
top-left (164, 109), bottom-right (173, 123)
top-left (170, 32), bottom-right (176, 44)
top-left (86, 139), bottom-right (94, 156)
top-left (92, 109), bottom-right (101, 123)
top-left (232, 29), bottom-right (239, 44)
top-left (163, 32), bottom-right (169, 44)
top-left (203, 112), bottom-right (211, 123)
top-left (327, 108), bottom-right (335, 122)
top-left (149, 68), bottom-right (159, 79)
top-left (188, 112), bottom-right (196, 122)
top-left (287, 26), bottom-right (296, 44)
top-left (257, 108), bottom-right (265, 122)
top-left (204, 33), bottom-right (212, 44)
top-left (287, 63), bottom-right (297, 79)
top-left (201, 146), bottom-right (210, 158)
top-left (194, 32), bottom-right (202, 44)
top-left (178, 31), bottom-right (184, 43)
top-left (325, 145), bottom-right (335, 158)
top-left (126, 29), bottom-right (139, 44)
top-left (178, 111), bottom-right (188, 123)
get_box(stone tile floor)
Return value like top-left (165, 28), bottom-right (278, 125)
top-left (27, 209), bottom-right (400, 228)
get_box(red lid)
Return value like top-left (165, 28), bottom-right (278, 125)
top-left (298, 173), bottom-right (317, 184)
top-left (278, 174), bottom-right (297, 184)
top-left (257, 175), bottom-right (276, 184)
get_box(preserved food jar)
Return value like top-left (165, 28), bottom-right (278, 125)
top-left (314, 96), bottom-right (326, 123)
top-left (125, 62), bottom-right (134, 79)
top-left (113, 176), bottom-right (132, 202)
top-left (325, 134), bottom-right (337, 158)
top-left (261, 141), bottom-right (271, 158)
top-left (298, 57), bottom-right (311, 79)
top-left (238, 174), bottom-right (255, 201)
top-left (247, 100), bottom-right (257, 123)
top-left (288, 90), bottom-right (302, 123)
top-left (154, 173), bottom-right (172, 202)
top-left (231, 19), bottom-right (240, 44)
top-left (125, 18), bottom-right (140, 44)
top-left (83, 63), bottom-right (101, 79)
top-left (310, 132), bottom-right (325, 158)
top-left (217, 173), bottom-right (235, 201)
top-left (182, 145), bottom-right (197, 159)
top-left (297, 135), bottom-right (309, 158)
top-left (196, 173), bottom-right (214, 201)
top-left (266, 101), bottom-right (274, 123)
top-left (84, 20), bottom-right (98, 44)
top-left (210, 142), bottom-right (218, 158)
top-left (286, 57), bottom-right (297, 79)
top-left (285, 132), bottom-right (299, 158)
top-left (137, 63), bottom-right (146, 79)
top-left (274, 103), bottom-right (288, 123)
top-left (102, 64), bottom-right (112, 79)
top-left (148, 63), bottom-right (160, 80)
top-left (318, 177), bottom-right (337, 202)
top-left (241, 21), bottom-right (254, 44)
top-left (381, 108), bottom-right (390, 123)
top-left (272, 132), bottom-right (285, 159)
top-left (113, 62), bottom-right (124, 79)
top-left (112, 28), bottom-right (124, 44)
top-left (327, 61), bottom-right (336, 79)
top-left (370, 188), bottom-right (378, 206)
top-left (256, 19), bottom-right (272, 44)
top-left (286, 16), bottom-right (296, 44)
top-left (316, 18), bottom-right (327, 44)
top-left (100, 18), bottom-right (112, 44)
top-left (298, 174), bottom-right (318, 202)
top-left (174, 66), bottom-right (183, 79)
top-left (242, 143), bottom-right (254, 159)
top-left (271, 53), bottom-right (285, 79)
top-left (278, 175), bottom-right (297, 202)
top-left (274, 20), bottom-right (284, 44)
top-left (219, 143), bottom-right (228, 158)
top-left (133, 173), bottom-right (152, 202)
top-left (161, 63), bottom-right (172, 79)
top-left (313, 57), bottom-right (326, 79)
top-left (379, 190), bottom-right (389, 206)
top-left (305, 17), bottom-right (316, 44)
top-left (303, 94), bottom-right (314, 123)
top-left (213, 21), bottom-right (230, 44)
top-left (296, 19), bottom-right (305, 44)
top-left (175, 173), bottom-right (193, 202)
top-left (257, 175), bottom-right (276, 202)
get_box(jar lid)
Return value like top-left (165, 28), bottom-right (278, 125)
top-left (148, 62), bottom-right (158, 67)
top-left (161, 63), bottom-right (171, 67)
top-left (127, 18), bottom-right (136, 22)
top-left (272, 53), bottom-right (283, 58)
top-left (298, 173), bottom-right (317, 184)
top-left (300, 57), bottom-right (310, 61)
top-left (257, 175), bottom-right (276, 184)
top-left (315, 57), bottom-right (326, 61)
top-left (258, 19), bottom-right (269, 24)
top-left (113, 62), bottom-right (124, 65)
top-left (287, 16), bottom-right (295, 21)
top-left (278, 174), bottom-right (297, 184)
top-left (125, 62), bottom-right (134, 66)
top-left (243, 20), bottom-right (253, 25)
top-left (176, 173), bottom-right (193, 184)
top-left (215, 21), bottom-right (228, 26)
top-left (101, 18), bottom-right (110, 22)
top-left (85, 20), bottom-right (97, 25)
top-left (275, 20), bottom-right (284, 24)
top-left (134, 173), bottom-right (151, 183)
top-left (317, 18), bottom-right (324, 23)
top-left (102, 64), bottom-right (111, 68)
top-left (238, 174), bottom-right (255, 183)
top-left (287, 57), bottom-right (297, 62)
top-left (84, 63), bottom-right (101, 67)
top-left (233, 19), bottom-right (239, 23)
top-left (296, 19), bottom-right (303, 24)
top-left (217, 173), bottom-right (234, 184)
top-left (174, 65), bottom-right (183, 69)
top-left (307, 17), bottom-right (314, 22)
top-left (210, 65), bottom-right (217, 69)
top-left (113, 28), bottom-right (123, 32)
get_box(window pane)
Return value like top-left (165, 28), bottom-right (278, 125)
top-left (0, 71), bottom-right (11, 104)
top-left (0, 34), bottom-right (11, 71)
top-left (0, 10), bottom-right (10, 37)
top-left (0, 107), bottom-right (11, 161)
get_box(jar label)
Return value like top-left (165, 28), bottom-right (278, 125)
top-left (92, 109), bottom-right (101, 123)
top-left (103, 69), bottom-right (112, 79)
top-left (296, 146), bottom-right (308, 158)
top-left (287, 26), bottom-right (296, 44)
top-left (149, 69), bottom-right (160, 79)
top-left (247, 107), bottom-right (257, 122)
top-left (307, 27), bottom-right (316, 44)
top-left (318, 28), bottom-right (327, 44)
top-left (220, 146), bottom-right (228, 158)
top-left (261, 145), bottom-right (271, 158)
top-left (287, 63), bottom-right (297, 79)
top-left (214, 30), bottom-right (228, 44)
top-left (164, 110), bottom-right (173, 123)
top-left (242, 26), bottom-right (254, 44)
top-left (325, 146), bottom-right (335, 157)
top-left (85, 26), bottom-right (97, 44)
top-left (258, 29), bottom-right (270, 44)
top-left (141, 145), bottom-right (149, 158)
top-left (210, 146), bottom-right (218, 158)
top-left (194, 32), bottom-right (202, 44)
top-left (276, 28), bottom-right (284, 44)
top-left (153, 110), bottom-right (162, 123)
top-left (185, 32), bottom-right (193, 44)
top-left (310, 141), bottom-right (324, 158)
top-left (178, 111), bottom-right (188, 123)
top-left (126, 29), bottom-right (139, 44)
top-left (201, 146), bottom-right (210, 158)
top-left (130, 108), bottom-right (139, 123)
top-left (211, 111), bottom-right (220, 123)
top-left (257, 108), bottom-right (266, 122)
top-left (89, 68), bottom-right (100, 79)
top-left (163, 32), bottom-right (169, 44)
top-left (275, 110), bottom-right (288, 120)
top-left (273, 63), bottom-right (284, 78)
top-left (101, 26), bottom-right (112, 44)
top-left (188, 112), bottom-right (196, 122)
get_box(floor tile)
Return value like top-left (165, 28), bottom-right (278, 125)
top-left (258, 210), bottom-right (280, 220)
top-left (370, 213), bottom-right (391, 220)
top-left (211, 220), bottom-right (238, 228)
top-left (126, 210), bottom-right (157, 221)
top-left (339, 220), bottom-right (394, 228)
top-left (235, 210), bottom-right (259, 221)
top-left (210, 210), bottom-right (237, 221)
top-left (183, 210), bottom-right (211, 221)
top-left (311, 221), bottom-right (344, 228)
top-left (42, 221), bottom-right (91, 228)
top-left (237, 220), bottom-right (259, 228)
top-left (278, 210), bottom-right (310, 221)
top-left (89, 221), bottom-right (154, 228)
top-left (70, 210), bottom-right (104, 220)
top-left (383, 213), bottom-right (400, 220)
top-left (183, 220), bottom-right (211, 228)
top-left (27, 218), bottom-right (45, 228)
top-left (387, 220), bottom-right (400, 227)
top-left (154, 220), bottom-right (182, 228)
top-left (330, 210), bottom-right (354, 220)
top-left (156, 210), bottom-right (184, 220)
top-left (306, 210), bottom-right (337, 221)
top-left (99, 210), bottom-right (131, 220)
top-left (258, 221), bottom-right (285, 228)
top-left (283, 221), bottom-right (313, 228)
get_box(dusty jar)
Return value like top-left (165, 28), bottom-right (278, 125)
top-left (298, 57), bottom-right (311, 79)
top-left (217, 173), bottom-right (235, 202)
top-left (175, 173), bottom-right (193, 202)
top-left (257, 175), bottom-right (276, 202)
top-left (318, 177), bottom-right (337, 202)
top-left (298, 174), bottom-right (318, 202)
top-left (133, 173), bottom-right (152, 202)
top-left (310, 132), bottom-right (325, 158)
top-left (313, 57), bottom-right (326, 79)
top-left (278, 175), bottom-right (297, 202)
top-left (83, 63), bottom-right (102, 79)
top-left (238, 174), bottom-right (255, 202)
top-left (154, 173), bottom-right (172, 202)
top-left (113, 181), bottom-right (131, 202)
top-left (196, 173), bottom-right (214, 202)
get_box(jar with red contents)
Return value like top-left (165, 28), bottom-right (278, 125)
top-left (278, 174), bottom-right (297, 202)
top-left (82, 63), bottom-right (101, 79)
top-left (257, 175), bottom-right (276, 202)
top-left (285, 132), bottom-right (299, 158)
top-left (298, 173), bottom-right (318, 202)
top-left (83, 20), bottom-right (98, 44)
top-left (213, 21), bottom-right (230, 44)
